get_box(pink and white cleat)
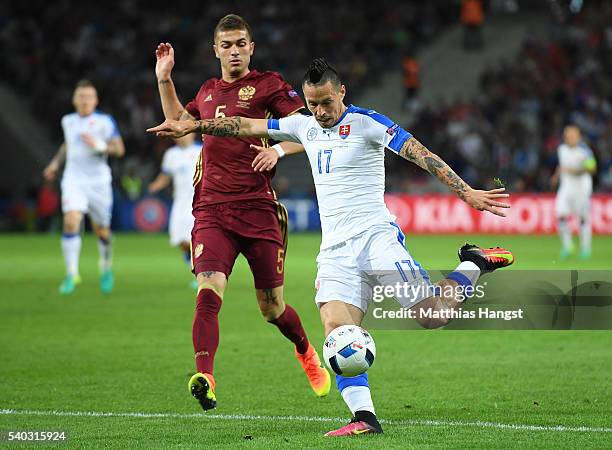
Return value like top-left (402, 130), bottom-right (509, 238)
top-left (325, 413), bottom-right (383, 436)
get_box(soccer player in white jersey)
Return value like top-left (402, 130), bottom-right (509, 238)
top-left (43, 80), bottom-right (125, 295)
top-left (147, 58), bottom-right (514, 436)
top-left (149, 133), bottom-right (200, 284)
top-left (552, 125), bottom-right (596, 260)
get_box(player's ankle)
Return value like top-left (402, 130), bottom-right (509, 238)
top-left (354, 410), bottom-right (381, 428)
top-left (203, 372), bottom-right (215, 390)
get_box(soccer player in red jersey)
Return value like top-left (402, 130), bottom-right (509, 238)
top-left (154, 14), bottom-right (330, 410)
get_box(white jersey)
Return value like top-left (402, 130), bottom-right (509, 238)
top-left (61, 111), bottom-right (120, 185)
top-left (161, 143), bottom-right (201, 204)
top-left (268, 105), bottom-right (412, 249)
top-left (558, 143), bottom-right (593, 194)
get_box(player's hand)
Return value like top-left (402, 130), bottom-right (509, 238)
top-left (464, 187), bottom-right (510, 217)
top-left (43, 161), bottom-right (59, 181)
top-left (80, 133), bottom-right (108, 153)
top-left (155, 43), bottom-right (175, 81)
top-left (147, 119), bottom-right (196, 138)
top-left (250, 144), bottom-right (279, 172)
top-left (550, 174), bottom-right (559, 189)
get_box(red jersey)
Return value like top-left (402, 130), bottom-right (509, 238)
top-left (185, 70), bottom-right (304, 209)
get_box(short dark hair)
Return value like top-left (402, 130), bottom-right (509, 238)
top-left (75, 79), bottom-right (95, 89)
top-left (214, 14), bottom-right (253, 41)
top-left (302, 58), bottom-right (341, 89)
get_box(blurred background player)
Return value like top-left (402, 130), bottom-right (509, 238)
top-left (552, 125), bottom-right (597, 260)
top-left (148, 134), bottom-right (201, 288)
top-left (147, 57), bottom-right (514, 437)
top-left (43, 79), bottom-right (125, 295)
top-left (154, 14), bottom-right (330, 410)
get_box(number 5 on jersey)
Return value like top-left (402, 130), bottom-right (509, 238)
top-left (318, 149), bottom-right (332, 174)
top-left (215, 105), bottom-right (226, 118)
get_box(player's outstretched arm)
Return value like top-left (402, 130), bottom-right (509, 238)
top-left (550, 166), bottom-right (561, 189)
top-left (148, 173), bottom-right (171, 193)
top-left (155, 43), bottom-right (194, 121)
top-left (399, 136), bottom-right (510, 217)
top-left (147, 116), bottom-right (270, 139)
top-left (250, 142), bottom-right (305, 172)
top-left (42, 143), bottom-right (66, 181)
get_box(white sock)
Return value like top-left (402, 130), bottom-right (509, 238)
top-left (341, 386), bottom-right (375, 415)
top-left (452, 261), bottom-right (481, 286)
top-left (97, 236), bottom-right (112, 272)
top-left (61, 233), bottom-right (81, 277)
top-left (579, 217), bottom-right (591, 253)
top-left (558, 219), bottom-right (572, 250)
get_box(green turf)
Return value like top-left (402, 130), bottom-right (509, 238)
top-left (0, 233), bottom-right (611, 448)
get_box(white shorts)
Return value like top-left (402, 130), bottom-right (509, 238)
top-left (556, 188), bottom-right (591, 218)
top-left (61, 179), bottom-right (113, 227)
top-left (315, 222), bottom-right (433, 312)
top-left (169, 202), bottom-right (194, 246)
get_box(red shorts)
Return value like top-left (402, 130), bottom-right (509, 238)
top-left (191, 200), bottom-right (288, 289)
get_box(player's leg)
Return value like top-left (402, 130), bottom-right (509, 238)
top-left (59, 210), bottom-right (84, 294)
top-left (169, 204), bottom-right (196, 286)
top-left (556, 191), bottom-right (574, 259)
top-left (245, 238), bottom-right (330, 397)
top-left (238, 200), bottom-right (329, 396)
top-left (58, 179), bottom-right (87, 294)
top-left (411, 244), bottom-right (514, 328)
top-left (316, 244), bottom-right (383, 436)
top-left (88, 183), bottom-right (114, 294)
top-left (188, 219), bottom-right (238, 410)
top-left (368, 223), bottom-right (513, 329)
top-left (578, 194), bottom-right (592, 259)
top-left (90, 222), bottom-right (113, 294)
top-left (179, 242), bottom-right (197, 289)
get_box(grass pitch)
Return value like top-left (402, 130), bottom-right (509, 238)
top-left (0, 233), bottom-right (611, 448)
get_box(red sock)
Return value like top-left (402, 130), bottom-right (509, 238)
top-left (269, 304), bottom-right (310, 354)
top-left (193, 288), bottom-right (222, 375)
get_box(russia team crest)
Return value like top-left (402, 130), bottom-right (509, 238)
top-left (339, 124), bottom-right (351, 139)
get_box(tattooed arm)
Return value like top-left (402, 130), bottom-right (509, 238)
top-left (399, 136), bottom-right (510, 217)
top-left (399, 137), bottom-right (470, 200)
top-left (146, 116), bottom-right (270, 139)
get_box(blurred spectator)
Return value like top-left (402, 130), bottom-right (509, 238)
top-left (1, 1), bottom-right (610, 203)
top-left (387, 1), bottom-right (611, 195)
top-left (36, 180), bottom-right (60, 232)
top-left (461, 0), bottom-right (485, 50)
top-left (121, 167), bottom-right (143, 201)
top-left (402, 53), bottom-right (420, 111)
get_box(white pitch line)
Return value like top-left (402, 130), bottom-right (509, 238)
top-left (1, 409), bottom-right (610, 433)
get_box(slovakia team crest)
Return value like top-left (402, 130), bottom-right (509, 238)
top-left (339, 124), bottom-right (351, 139)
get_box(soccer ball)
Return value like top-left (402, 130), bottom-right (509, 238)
top-left (323, 325), bottom-right (376, 377)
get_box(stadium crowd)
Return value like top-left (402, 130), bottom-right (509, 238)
top-left (0, 1), bottom-right (455, 193)
top-left (389, 2), bottom-right (612, 194)
top-left (0, 1), bottom-right (610, 230)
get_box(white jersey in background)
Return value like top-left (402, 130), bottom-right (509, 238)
top-left (161, 142), bottom-right (200, 246)
top-left (161, 143), bottom-right (201, 204)
top-left (61, 111), bottom-right (119, 184)
top-left (267, 105), bottom-right (412, 250)
top-left (557, 143), bottom-right (594, 194)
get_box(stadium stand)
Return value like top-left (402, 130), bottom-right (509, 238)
top-left (0, 1), bottom-right (610, 230)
